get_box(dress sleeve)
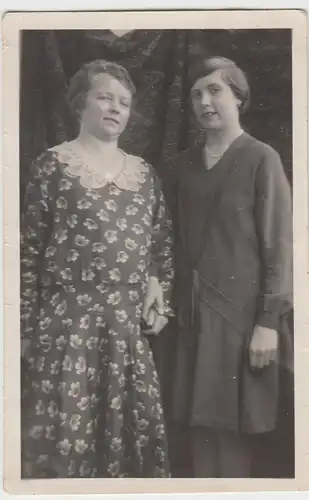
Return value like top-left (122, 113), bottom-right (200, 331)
top-left (254, 146), bottom-right (293, 331)
top-left (20, 151), bottom-right (57, 342)
top-left (149, 168), bottom-right (175, 316)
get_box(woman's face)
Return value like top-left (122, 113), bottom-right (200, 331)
top-left (80, 72), bottom-right (133, 141)
top-left (191, 69), bottom-right (241, 131)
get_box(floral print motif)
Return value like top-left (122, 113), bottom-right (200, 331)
top-left (21, 147), bottom-right (174, 478)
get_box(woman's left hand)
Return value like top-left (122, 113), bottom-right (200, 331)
top-left (249, 324), bottom-right (278, 369)
top-left (142, 276), bottom-right (164, 321)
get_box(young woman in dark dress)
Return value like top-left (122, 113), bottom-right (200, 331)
top-left (171, 56), bottom-right (293, 478)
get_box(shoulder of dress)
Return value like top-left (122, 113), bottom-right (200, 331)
top-left (29, 146), bottom-right (66, 179)
top-left (115, 152), bottom-right (151, 192)
top-left (122, 152), bottom-right (151, 172)
top-left (241, 134), bottom-right (280, 160)
top-left (31, 145), bottom-right (62, 163)
top-left (48, 141), bottom-right (77, 162)
top-left (48, 142), bottom-right (67, 153)
top-left (241, 136), bottom-right (286, 185)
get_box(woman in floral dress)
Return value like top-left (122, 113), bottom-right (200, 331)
top-left (21, 60), bottom-right (174, 479)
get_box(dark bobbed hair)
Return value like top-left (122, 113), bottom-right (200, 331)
top-left (67, 59), bottom-right (136, 120)
top-left (189, 56), bottom-right (250, 113)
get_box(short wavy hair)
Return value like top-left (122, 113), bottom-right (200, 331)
top-left (189, 56), bottom-right (250, 113)
top-left (67, 59), bottom-right (136, 119)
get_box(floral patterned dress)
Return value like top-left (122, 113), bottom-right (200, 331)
top-left (20, 142), bottom-right (174, 479)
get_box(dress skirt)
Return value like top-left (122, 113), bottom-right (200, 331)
top-left (172, 296), bottom-right (280, 435)
top-left (22, 285), bottom-right (170, 478)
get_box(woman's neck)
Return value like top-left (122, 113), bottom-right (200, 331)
top-left (76, 129), bottom-right (119, 159)
top-left (205, 124), bottom-right (244, 149)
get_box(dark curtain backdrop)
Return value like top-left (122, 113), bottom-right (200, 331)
top-left (20, 29), bottom-right (292, 197)
top-left (20, 29), bottom-right (294, 478)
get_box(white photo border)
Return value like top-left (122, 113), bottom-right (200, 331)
top-left (2, 9), bottom-right (309, 495)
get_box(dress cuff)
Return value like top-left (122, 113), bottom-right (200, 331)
top-left (256, 310), bottom-right (280, 331)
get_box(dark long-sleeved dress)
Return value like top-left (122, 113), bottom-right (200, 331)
top-left (172, 132), bottom-right (293, 435)
top-left (20, 141), bottom-right (174, 478)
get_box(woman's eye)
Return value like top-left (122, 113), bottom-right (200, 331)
top-left (210, 87), bottom-right (221, 95)
top-left (97, 95), bottom-right (110, 101)
top-left (191, 91), bottom-right (201, 100)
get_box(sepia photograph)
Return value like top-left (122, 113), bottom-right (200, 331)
top-left (2, 9), bottom-right (308, 495)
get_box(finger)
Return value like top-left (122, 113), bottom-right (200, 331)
top-left (143, 327), bottom-right (154, 336)
top-left (151, 315), bottom-right (168, 335)
top-left (268, 349), bottom-right (278, 364)
top-left (147, 309), bottom-right (156, 327)
top-left (160, 316), bottom-right (168, 331)
top-left (261, 350), bottom-right (271, 367)
top-left (249, 348), bottom-right (258, 368)
top-left (263, 347), bottom-right (278, 366)
top-left (157, 315), bottom-right (168, 333)
top-left (250, 349), bottom-right (264, 368)
top-left (149, 315), bottom-right (162, 335)
top-left (145, 314), bottom-right (168, 335)
top-left (142, 310), bottom-right (157, 334)
top-left (145, 313), bottom-right (161, 335)
top-left (142, 294), bottom-right (153, 321)
top-left (256, 351), bottom-right (267, 369)
top-left (143, 328), bottom-right (157, 336)
top-left (154, 290), bottom-right (164, 315)
top-left (268, 347), bottom-right (278, 364)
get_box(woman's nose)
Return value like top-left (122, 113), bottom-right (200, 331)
top-left (109, 98), bottom-right (121, 114)
top-left (200, 91), bottom-right (211, 106)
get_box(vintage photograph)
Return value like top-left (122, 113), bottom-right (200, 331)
top-left (19, 26), bottom-right (294, 480)
top-left (2, 9), bottom-right (308, 495)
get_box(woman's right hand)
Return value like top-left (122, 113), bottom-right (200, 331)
top-left (249, 324), bottom-right (278, 369)
top-left (142, 308), bottom-right (168, 336)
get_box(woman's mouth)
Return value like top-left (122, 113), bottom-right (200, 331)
top-left (202, 111), bottom-right (217, 117)
top-left (103, 117), bottom-right (120, 125)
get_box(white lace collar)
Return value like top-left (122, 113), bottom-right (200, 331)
top-left (49, 141), bottom-right (149, 192)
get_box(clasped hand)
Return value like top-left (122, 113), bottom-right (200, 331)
top-left (142, 277), bottom-right (168, 335)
